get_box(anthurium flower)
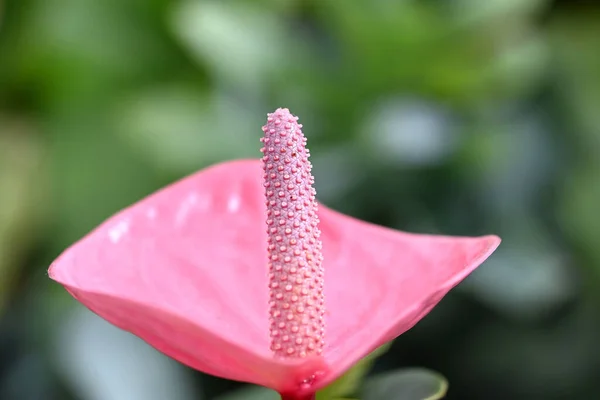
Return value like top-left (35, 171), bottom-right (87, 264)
top-left (49, 108), bottom-right (500, 400)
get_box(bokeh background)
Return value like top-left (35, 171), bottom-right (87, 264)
top-left (1, 0), bottom-right (599, 399)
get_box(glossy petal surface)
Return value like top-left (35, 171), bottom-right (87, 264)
top-left (49, 160), bottom-right (500, 393)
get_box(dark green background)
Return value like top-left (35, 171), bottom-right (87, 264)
top-left (1, 0), bottom-right (599, 399)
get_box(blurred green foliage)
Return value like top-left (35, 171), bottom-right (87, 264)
top-left (315, 343), bottom-right (391, 400)
top-left (1, 0), bottom-right (600, 399)
top-left (361, 368), bottom-right (447, 400)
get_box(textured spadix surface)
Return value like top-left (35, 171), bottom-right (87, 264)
top-left (261, 108), bottom-right (325, 360)
top-left (49, 159), bottom-right (500, 395)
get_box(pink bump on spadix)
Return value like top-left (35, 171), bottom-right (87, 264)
top-left (48, 108), bottom-right (501, 398)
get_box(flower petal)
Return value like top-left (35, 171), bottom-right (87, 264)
top-left (49, 160), bottom-right (326, 392)
top-left (49, 159), bottom-right (500, 393)
top-left (318, 207), bottom-right (500, 384)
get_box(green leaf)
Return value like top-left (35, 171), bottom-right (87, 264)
top-left (214, 385), bottom-right (279, 400)
top-left (361, 368), bottom-right (448, 400)
top-left (316, 343), bottom-right (391, 399)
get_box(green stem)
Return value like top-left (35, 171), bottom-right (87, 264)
top-left (280, 393), bottom-right (316, 400)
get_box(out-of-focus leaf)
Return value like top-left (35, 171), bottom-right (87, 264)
top-left (549, 11), bottom-right (600, 150)
top-left (485, 34), bottom-right (549, 99)
top-left (314, 0), bottom-right (546, 105)
top-left (551, 11), bottom-right (600, 276)
top-left (452, 0), bottom-right (551, 25)
top-left (48, 115), bottom-right (158, 249)
top-left (115, 84), bottom-right (260, 173)
top-left (559, 164), bottom-right (600, 272)
top-left (360, 98), bottom-right (459, 168)
top-left (316, 343), bottom-right (391, 400)
top-left (214, 385), bottom-right (278, 400)
top-left (0, 118), bottom-right (46, 312)
top-left (461, 233), bottom-right (575, 320)
top-left (54, 306), bottom-right (200, 400)
top-left (462, 114), bottom-right (556, 214)
top-left (10, 0), bottom-right (174, 100)
top-left (361, 368), bottom-right (448, 400)
top-left (172, 0), bottom-right (290, 91)
top-left (0, 1), bottom-right (4, 29)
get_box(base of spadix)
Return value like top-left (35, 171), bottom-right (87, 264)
top-left (269, 356), bottom-right (330, 397)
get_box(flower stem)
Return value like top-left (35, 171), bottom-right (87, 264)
top-left (280, 394), bottom-right (316, 400)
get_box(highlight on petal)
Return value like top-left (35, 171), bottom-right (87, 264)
top-left (49, 159), bottom-right (500, 394)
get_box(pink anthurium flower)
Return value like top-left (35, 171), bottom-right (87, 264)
top-left (49, 108), bottom-right (500, 400)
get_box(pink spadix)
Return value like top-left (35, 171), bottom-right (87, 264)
top-left (261, 109), bottom-right (325, 360)
top-left (49, 108), bottom-right (500, 398)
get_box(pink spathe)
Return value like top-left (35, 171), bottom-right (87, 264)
top-left (49, 159), bottom-right (500, 396)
